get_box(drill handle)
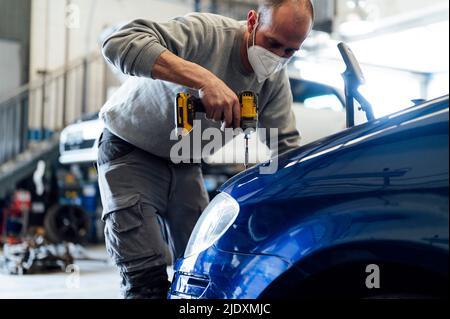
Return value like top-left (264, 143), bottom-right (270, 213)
top-left (191, 96), bottom-right (206, 113)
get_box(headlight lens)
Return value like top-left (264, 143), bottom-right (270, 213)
top-left (184, 192), bottom-right (240, 258)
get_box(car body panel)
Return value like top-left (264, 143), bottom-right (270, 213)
top-left (169, 245), bottom-right (291, 299)
top-left (169, 95), bottom-right (449, 299)
top-left (217, 97), bottom-right (449, 260)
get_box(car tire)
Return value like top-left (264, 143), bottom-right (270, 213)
top-left (44, 204), bottom-right (89, 244)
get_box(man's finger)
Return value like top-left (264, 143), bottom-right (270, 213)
top-left (232, 99), bottom-right (241, 129)
top-left (205, 103), bottom-right (214, 120)
top-left (223, 103), bottom-right (233, 128)
top-left (213, 108), bottom-right (223, 122)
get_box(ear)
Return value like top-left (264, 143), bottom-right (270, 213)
top-left (247, 10), bottom-right (258, 33)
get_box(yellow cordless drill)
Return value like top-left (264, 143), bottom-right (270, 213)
top-left (176, 91), bottom-right (258, 169)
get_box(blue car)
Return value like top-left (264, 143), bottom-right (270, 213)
top-left (168, 44), bottom-right (449, 299)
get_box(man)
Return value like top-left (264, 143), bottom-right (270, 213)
top-left (98, 0), bottom-right (314, 299)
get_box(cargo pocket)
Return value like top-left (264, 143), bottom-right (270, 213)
top-left (104, 194), bottom-right (158, 264)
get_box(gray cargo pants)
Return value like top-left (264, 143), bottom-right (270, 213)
top-left (97, 129), bottom-right (209, 299)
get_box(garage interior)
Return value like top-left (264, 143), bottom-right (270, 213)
top-left (0, 0), bottom-right (448, 299)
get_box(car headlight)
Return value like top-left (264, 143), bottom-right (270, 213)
top-left (184, 192), bottom-right (240, 258)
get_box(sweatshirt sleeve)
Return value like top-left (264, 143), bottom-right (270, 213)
top-left (102, 13), bottom-right (213, 78)
top-left (258, 71), bottom-right (301, 156)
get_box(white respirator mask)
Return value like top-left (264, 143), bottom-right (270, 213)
top-left (247, 17), bottom-right (291, 83)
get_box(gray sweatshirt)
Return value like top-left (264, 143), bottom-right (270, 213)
top-left (100, 12), bottom-right (300, 161)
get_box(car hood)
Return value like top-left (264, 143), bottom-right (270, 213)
top-left (219, 95), bottom-right (449, 205)
top-left (215, 96), bottom-right (449, 262)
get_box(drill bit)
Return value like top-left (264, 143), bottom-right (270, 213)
top-left (244, 133), bottom-right (249, 170)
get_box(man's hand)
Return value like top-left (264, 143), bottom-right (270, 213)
top-left (199, 75), bottom-right (240, 128)
top-left (152, 50), bottom-right (240, 129)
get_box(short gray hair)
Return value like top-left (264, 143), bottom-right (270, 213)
top-left (258, 0), bottom-right (315, 25)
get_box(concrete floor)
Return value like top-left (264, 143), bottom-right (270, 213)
top-left (0, 245), bottom-right (174, 299)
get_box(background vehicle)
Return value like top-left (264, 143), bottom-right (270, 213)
top-left (290, 77), bottom-right (347, 145)
top-left (59, 113), bottom-right (104, 165)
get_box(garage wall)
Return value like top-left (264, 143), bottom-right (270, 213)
top-left (0, 40), bottom-right (21, 97)
top-left (0, 0), bottom-right (32, 86)
top-left (29, 0), bottom-right (448, 84)
top-left (29, 0), bottom-right (193, 78)
top-left (28, 0), bottom-right (193, 129)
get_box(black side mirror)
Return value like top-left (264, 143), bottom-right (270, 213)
top-left (338, 42), bottom-right (375, 128)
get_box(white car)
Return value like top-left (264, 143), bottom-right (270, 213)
top-left (59, 113), bottom-right (104, 165)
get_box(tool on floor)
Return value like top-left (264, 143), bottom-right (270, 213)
top-left (175, 91), bottom-right (258, 169)
top-left (0, 236), bottom-right (107, 275)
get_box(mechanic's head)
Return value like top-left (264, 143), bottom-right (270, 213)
top-left (244, 0), bottom-right (314, 82)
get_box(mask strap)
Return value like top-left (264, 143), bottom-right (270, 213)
top-left (251, 15), bottom-right (259, 46)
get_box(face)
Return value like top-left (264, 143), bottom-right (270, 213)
top-left (247, 3), bottom-right (313, 58)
